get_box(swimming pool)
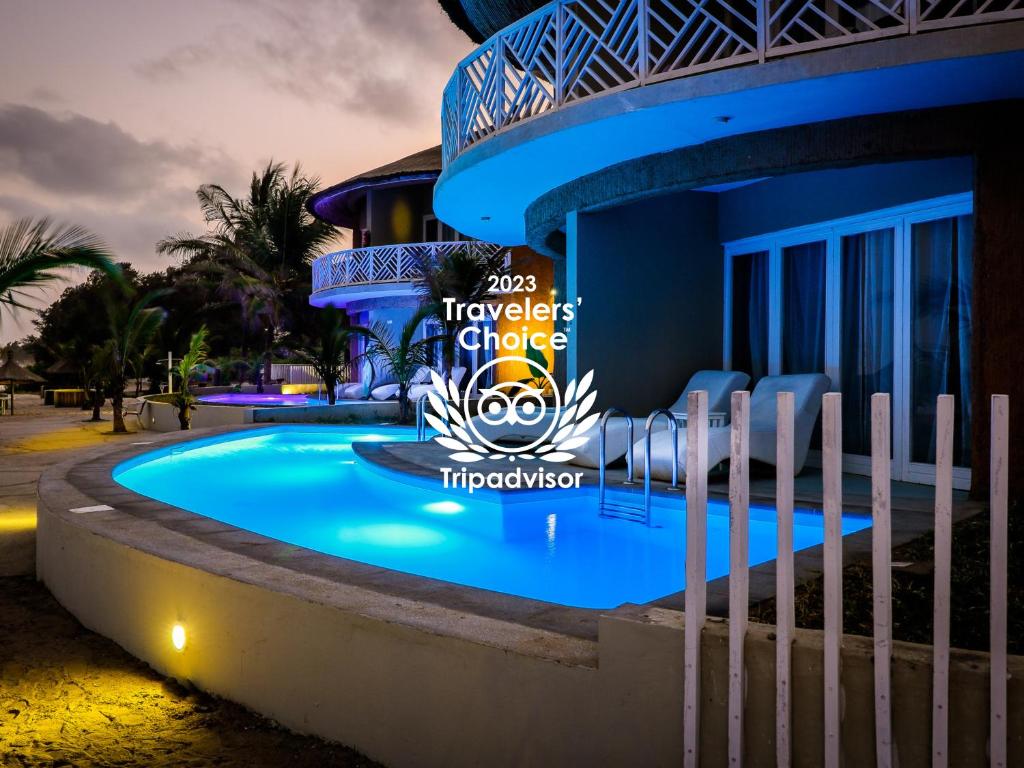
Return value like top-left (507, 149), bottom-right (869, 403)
top-left (113, 426), bottom-right (871, 609)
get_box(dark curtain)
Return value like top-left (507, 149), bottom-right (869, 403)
top-left (841, 230), bottom-right (895, 456)
top-left (911, 215), bottom-right (973, 466)
top-left (782, 241), bottom-right (826, 374)
top-left (731, 251), bottom-right (769, 381)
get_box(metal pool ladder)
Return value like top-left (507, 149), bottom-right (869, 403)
top-left (598, 408), bottom-right (682, 526)
top-left (597, 408), bottom-right (642, 522)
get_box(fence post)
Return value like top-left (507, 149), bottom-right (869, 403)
top-left (638, 0), bottom-right (649, 84)
top-left (775, 392), bottom-right (795, 768)
top-left (822, 392), bottom-right (843, 768)
top-left (932, 395), bottom-right (954, 767)
top-left (990, 394), bottom-right (1009, 768)
top-left (757, 0), bottom-right (768, 61)
top-left (728, 391), bottom-right (750, 767)
top-left (871, 393), bottom-right (893, 768)
top-left (684, 389), bottom-right (709, 768)
top-left (555, 3), bottom-right (564, 106)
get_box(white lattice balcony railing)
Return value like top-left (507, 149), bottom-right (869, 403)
top-left (311, 241), bottom-right (508, 295)
top-left (441, 0), bottom-right (1023, 165)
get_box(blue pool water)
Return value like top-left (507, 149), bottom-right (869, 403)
top-left (113, 426), bottom-right (871, 609)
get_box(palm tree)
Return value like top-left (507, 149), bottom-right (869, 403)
top-left (416, 247), bottom-right (508, 377)
top-left (157, 162), bottom-right (336, 383)
top-left (84, 346), bottom-right (108, 422)
top-left (295, 306), bottom-right (350, 405)
top-left (170, 326), bottom-right (210, 430)
top-left (96, 290), bottom-right (168, 433)
top-left (359, 305), bottom-right (438, 423)
top-left (0, 218), bottom-right (119, 326)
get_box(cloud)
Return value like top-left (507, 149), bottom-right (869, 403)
top-left (0, 104), bottom-right (236, 201)
top-left (138, 0), bottom-right (472, 123)
top-left (26, 86), bottom-right (62, 104)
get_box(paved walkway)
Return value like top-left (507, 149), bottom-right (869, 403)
top-left (0, 394), bottom-right (142, 577)
top-left (0, 395), bottom-right (378, 767)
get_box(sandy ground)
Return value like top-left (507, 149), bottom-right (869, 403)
top-left (0, 395), bottom-right (380, 767)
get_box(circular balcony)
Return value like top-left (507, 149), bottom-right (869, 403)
top-left (435, 0), bottom-right (1024, 244)
top-left (310, 241), bottom-right (508, 307)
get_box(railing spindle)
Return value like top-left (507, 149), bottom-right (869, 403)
top-left (822, 392), bottom-right (843, 768)
top-left (990, 394), bottom-right (1009, 768)
top-left (684, 389), bottom-right (708, 768)
top-left (932, 394), bottom-right (954, 768)
top-left (775, 391), bottom-right (795, 768)
top-left (871, 392), bottom-right (893, 768)
top-left (728, 390), bottom-right (750, 768)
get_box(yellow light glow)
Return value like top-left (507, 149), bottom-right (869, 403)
top-left (171, 623), bottom-right (186, 651)
top-left (0, 511), bottom-right (36, 532)
top-left (281, 383), bottom-right (319, 395)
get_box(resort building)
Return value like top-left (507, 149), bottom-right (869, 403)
top-left (434, 0), bottom-right (1024, 495)
top-left (308, 146), bottom-right (554, 391)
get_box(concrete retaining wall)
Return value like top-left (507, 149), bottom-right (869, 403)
top-left (253, 400), bottom-right (399, 425)
top-left (141, 399), bottom-right (254, 433)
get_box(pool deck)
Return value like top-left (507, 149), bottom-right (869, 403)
top-left (42, 422), bottom-right (984, 645)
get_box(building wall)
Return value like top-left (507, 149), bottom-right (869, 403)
top-left (367, 183), bottom-right (436, 246)
top-left (567, 190), bottom-right (722, 416)
top-left (717, 157), bottom-right (973, 242)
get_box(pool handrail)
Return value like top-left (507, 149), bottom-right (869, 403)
top-left (643, 409), bottom-right (682, 525)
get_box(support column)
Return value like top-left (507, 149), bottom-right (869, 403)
top-left (971, 137), bottom-right (1024, 500)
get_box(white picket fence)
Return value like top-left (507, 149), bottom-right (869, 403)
top-left (270, 364), bottom-right (320, 386)
top-left (678, 389), bottom-right (1010, 766)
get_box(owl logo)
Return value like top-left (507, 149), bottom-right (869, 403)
top-left (424, 356), bottom-right (598, 463)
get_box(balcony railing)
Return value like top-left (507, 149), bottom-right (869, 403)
top-left (311, 241), bottom-right (508, 295)
top-left (442, 0), bottom-right (1023, 165)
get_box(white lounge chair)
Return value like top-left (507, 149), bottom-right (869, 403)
top-left (568, 370), bottom-right (751, 469)
top-left (370, 366), bottom-right (432, 401)
top-left (408, 367), bottom-right (466, 401)
top-left (339, 359), bottom-right (374, 400)
top-left (631, 373), bottom-right (831, 482)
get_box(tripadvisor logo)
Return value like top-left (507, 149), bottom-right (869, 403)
top-left (424, 287), bottom-right (597, 493)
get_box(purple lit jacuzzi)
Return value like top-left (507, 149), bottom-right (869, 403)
top-left (197, 393), bottom-right (324, 407)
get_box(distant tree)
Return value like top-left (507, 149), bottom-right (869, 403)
top-left (157, 162), bottom-right (337, 382)
top-left (0, 218), bottom-right (120, 329)
top-left (95, 290), bottom-right (168, 433)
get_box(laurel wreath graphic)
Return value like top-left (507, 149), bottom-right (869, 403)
top-left (424, 369), bottom-right (599, 463)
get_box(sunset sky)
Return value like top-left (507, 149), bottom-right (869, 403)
top-left (0, 0), bottom-right (472, 342)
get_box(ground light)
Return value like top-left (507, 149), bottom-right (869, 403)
top-left (171, 623), bottom-right (186, 651)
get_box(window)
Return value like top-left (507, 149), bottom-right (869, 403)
top-left (724, 193), bottom-right (973, 488)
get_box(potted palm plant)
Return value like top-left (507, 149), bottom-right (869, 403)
top-left (295, 306), bottom-right (349, 405)
top-left (358, 305), bottom-right (438, 423)
top-left (416, 246), bottom-right (508, 379)
top-left (170, 327), bottom-right (210, 430)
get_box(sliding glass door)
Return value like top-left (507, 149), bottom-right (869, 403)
top-left (724, 194), bottom-right (973, 488)
top-left (902, 211), bottom-right (974, 483)
top-left (839, 228), bottom-right (895, 458)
